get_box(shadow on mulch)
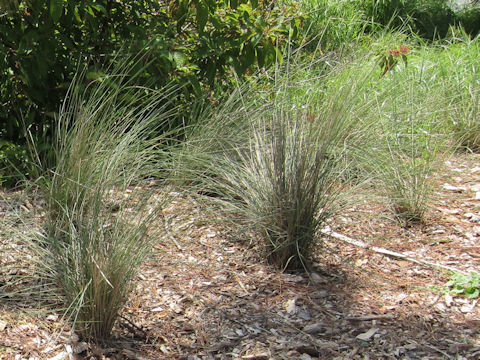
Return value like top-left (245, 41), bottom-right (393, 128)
top-left (1, 244), bottom-right (479, 359)
top-left (108, 246), bottom-right (480, 359)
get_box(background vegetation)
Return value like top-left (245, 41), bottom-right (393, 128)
top-left (0, 0), bottom-right (300, 185)
top-left (1, 0), bottom-right (480, 343)
top-left (1, 0), bottom-right (480, 187)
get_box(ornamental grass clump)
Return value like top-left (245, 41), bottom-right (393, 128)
top-left (365, 54), bottom-right (449, 224)
top-left (370, 130), bottom-right (440, 225)
top-left (29, 60), bottom-right (177, 341)
top-left (218, 112), bottom-right (340, 271)
top-left (201, 62), bottom-right (372, 271)
top-left (441, 34), bottom-right (480, 151)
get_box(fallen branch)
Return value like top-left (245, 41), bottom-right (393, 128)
top-left (425, 344), bottom-right (454, 360)
top-left (345, 314), bottom-right (396, 321)
top-left (321, 228), bottom-right (468, 275)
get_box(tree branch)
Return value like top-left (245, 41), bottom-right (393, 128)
top-left (321, 228), bottom-right (468, 275)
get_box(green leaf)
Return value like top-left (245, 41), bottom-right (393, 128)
top-left (251, 31), bottom-right (263, 47)
top-left (274, 46), bottom-right (283, 64)
top-left (73, 6), bottom-right (81, 22)
top-left (466, 288), bottom-right (479, 298)
top-left (196, 1), bottom-right (209, 34)
top-left (91, 4), bottom-right (107, 15)
top-left (263, 40), bottom-right (276, 66)
top-left (85, 6), bottom-right (95, 16)
top-left (289, 18), bottom-right (299, 38)
top-left (256, 46), bottom-right (265, 68)
top-left (50, 0), bottom-right (64, 23)
top-left (86, 70), bottom-right (106, 81)
top-left (172, 51), bottom-right (186, 67)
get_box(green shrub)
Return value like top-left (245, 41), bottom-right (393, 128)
top-left (298, 0), bottom-right (367, 52)
top-left (407, 0), bottom-right (456, 39)
top-left (356, 0), bottom-right (479, 40)
top-left (454, 1), bottom-right (480, 37)
top-left (0, 0), bottom-right (301, 186)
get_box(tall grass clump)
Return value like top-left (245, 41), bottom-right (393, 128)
top-left (362, 40), bottom-right (450, 224)
top-left (185, 54), bottom-right (374, 271)
top-left (357, 0), bottom-right (461, 39)
top-left (299, 0), bottom-right (367, 53)
top-left (437, 31), bottom-right (480, 151)
top-left (29, 59), bottom-right (178, 341)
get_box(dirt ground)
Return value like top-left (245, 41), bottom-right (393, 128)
top-left (0, 153), bottom-right (479, 359)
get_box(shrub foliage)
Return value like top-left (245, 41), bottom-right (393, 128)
top-left (0, 0), bottom-right (300, 184)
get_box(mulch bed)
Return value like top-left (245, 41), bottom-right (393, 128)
top-left (1, 153), bottom-right (479, 359)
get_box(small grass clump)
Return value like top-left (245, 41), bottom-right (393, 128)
top-left (353, 36), bottom-right (450, 225)
top-left (367, 133), bottom-right (441, 225)
top-left (28, 59), bottom-right (177, 341)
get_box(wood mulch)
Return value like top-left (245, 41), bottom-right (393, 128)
top-left (0, 153), bottom-right (479, 359)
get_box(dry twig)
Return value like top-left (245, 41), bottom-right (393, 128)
top-left (321, 228), bottom-right (468, 275)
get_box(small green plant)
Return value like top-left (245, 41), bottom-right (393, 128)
top-left (445, 271), bottom-right (480, 299)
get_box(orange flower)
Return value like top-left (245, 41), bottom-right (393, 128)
top-left (389, 45), bottom-right (409, 57)
top-left (388, 49), bottom-right (399, 56)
